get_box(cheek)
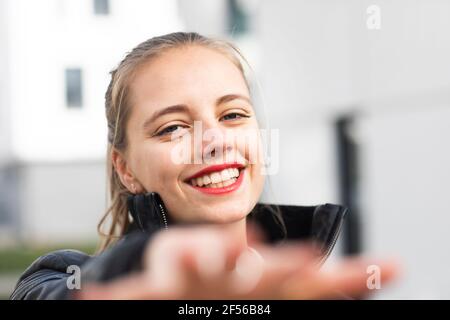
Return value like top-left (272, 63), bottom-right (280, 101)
top-left (235, 120), bottom-right (264, 166)
top-left (130, 142), bottom-right (181, 192)
top-left (244, 122), bottom-right (265, 197)
top-left (230, 124), bottom-right (265, 200)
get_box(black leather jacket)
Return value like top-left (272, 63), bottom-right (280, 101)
top-left (9, 203), bottom-right (346, 300)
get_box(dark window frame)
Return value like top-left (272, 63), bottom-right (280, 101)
top-left (93, 0), bottom-right (110, 15)
top-left (65, 68), bottom-right (83, 108)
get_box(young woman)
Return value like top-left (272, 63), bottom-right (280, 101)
top-left (10, 32), bottom-right (397, 300)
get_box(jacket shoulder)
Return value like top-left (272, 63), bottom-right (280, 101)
top-left (10, 249), bottom-right (90, 300)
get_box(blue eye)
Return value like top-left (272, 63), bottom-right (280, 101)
top-left (156, 125), bottom-right (183, 136)
top-left (221, 113), bottom-right (248, 121)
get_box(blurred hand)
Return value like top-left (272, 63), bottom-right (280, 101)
top-left (78, 225), bottom-right (399, 300)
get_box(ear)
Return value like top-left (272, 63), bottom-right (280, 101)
top-left (111, 148), bottom-right (142, 194)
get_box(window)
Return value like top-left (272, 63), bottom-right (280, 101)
top-left (227, 0), bottom-right (249, 36)
top-left (93, 0), bottom-right (109, 15)
top-left (65, 68), bottom-right (83, 108)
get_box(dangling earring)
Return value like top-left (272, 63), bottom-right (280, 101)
top-left (131, 183), bottom-right (136, 194)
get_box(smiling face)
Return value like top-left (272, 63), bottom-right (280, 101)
top-left (113, 45), bottom-right (265, 224)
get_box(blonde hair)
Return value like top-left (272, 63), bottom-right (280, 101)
top-left (98, 32), bottom-right (254, 252)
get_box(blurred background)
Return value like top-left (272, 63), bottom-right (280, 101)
top-left (1, 0), bottom-right (449, 299)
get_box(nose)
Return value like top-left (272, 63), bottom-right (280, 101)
top-left (192, 120), bottom-right (236, 164)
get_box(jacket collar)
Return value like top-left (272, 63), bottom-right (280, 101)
top-left (248, 203), bottom-right (347, 264)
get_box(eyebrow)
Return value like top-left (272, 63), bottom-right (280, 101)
top-left (142, 94), bottom-right (252, 131)
top-left (216, 94), bottom-right (252, 106)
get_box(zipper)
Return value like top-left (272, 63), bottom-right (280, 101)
top-left (158, 203), bottom-right (169, 230)
top-left (131, 193), bottom-right (168, 232)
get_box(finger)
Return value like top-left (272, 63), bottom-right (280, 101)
top-left (279, 257), bottom-right (401, 299)
top-left (177, 248), bottom-right (227, 299)
top-left (246, 222), bottom-right (266, 246)
top-left (235, 242), bottom-right (319, 299)
top-left (183, 226), bottom-right (242, 276)
top-left (143, 226), bottom-right (246, 299)
top-left (255, 241), bottom-right (320, 274)
top-left (327, 258), bottom-right (400, 299)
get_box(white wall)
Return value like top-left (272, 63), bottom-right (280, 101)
top-left (7, 0), bottom-right (183, 162)
top-left (257, 0), bottom-right (450, 298)
top-left (177, 0), bottom-right (229, 36)
top-left (19, 161), bottom-right (106, 243)
top-left (258, 0), bottom-right (363, 206)
top-left (360, 105), bottom-right (450, 299)
top-left (1, 0), bottom-right (184, 242)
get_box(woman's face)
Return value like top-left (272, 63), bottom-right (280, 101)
top-left (116, 45), bottom-right (265, 224)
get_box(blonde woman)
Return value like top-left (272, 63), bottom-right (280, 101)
top-left (11, 32), bottom-right (398, 300)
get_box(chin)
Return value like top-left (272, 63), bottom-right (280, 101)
top-left (203, 202), bottom-right (253, 224)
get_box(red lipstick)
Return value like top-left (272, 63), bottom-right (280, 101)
top-left (186, 163), bottom-right (246, 195)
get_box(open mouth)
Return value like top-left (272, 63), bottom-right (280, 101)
top-left (190, 167), bottom-right (243, 188)
top-left (185, 163), bottom-right (245, 194)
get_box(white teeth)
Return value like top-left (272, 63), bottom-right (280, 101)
top-left (210, 172), bottom-right (221, 183)
top-left (221, 169), bottom-right (230, 181)
top-left (190, 167), bottom-right (243, 188)
top-left (222, 178), bottom-right (235, 187)
top-left (203, 175), bottom-right (211, 185)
